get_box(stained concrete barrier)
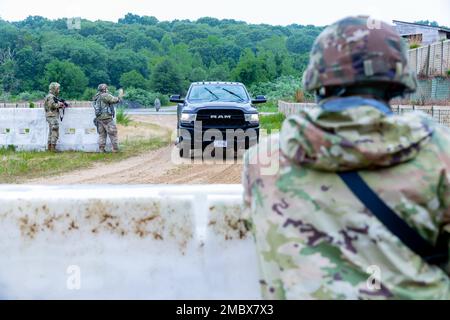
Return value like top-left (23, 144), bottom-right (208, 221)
top-left (0, 185), bottom-right (261, 299)
top-left (0, 108), bottom-right (109, 152)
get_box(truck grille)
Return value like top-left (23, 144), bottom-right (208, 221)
top-left (196, 109), bottom-right (246, 128)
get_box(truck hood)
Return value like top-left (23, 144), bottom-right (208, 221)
top-left (183, 101), bottom-right (257, 113)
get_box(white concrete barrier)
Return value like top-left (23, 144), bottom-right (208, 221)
top-left (0, 108), bottom-right (109, 152)
top-left (0, 185), bottom-right (261, 300)
top-left (0, 108), bottom-right (47, 151)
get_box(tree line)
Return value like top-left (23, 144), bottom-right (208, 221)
top-left (0, 13), bottom-right (324, 102)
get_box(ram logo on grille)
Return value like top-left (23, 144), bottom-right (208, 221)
top-left (210, 115), bottom-right (232, 119)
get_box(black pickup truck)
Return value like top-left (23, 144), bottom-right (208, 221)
top-left (170, 82), bottom-right (266, 158)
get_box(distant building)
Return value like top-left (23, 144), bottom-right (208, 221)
top-left (393, 20), bottom-right (450, 46)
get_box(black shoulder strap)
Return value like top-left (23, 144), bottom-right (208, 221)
top-left (338, 171), bottom-right (448, 266)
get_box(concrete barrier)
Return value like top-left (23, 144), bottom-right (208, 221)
top-left (0, 108), bottom-right (109, 152)
top-left (278, 101), bottom-right (316, 116)
top-left (0, 185), bottom-right (261, 299)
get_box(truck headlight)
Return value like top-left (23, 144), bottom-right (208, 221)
top-left (245, 114), bottom-right (259, 123)
top-left (180, 113), bottom-right (197, 122)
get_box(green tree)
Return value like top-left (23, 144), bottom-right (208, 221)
top-left (0, 15), bottom-right (324, 99)
top-left (208, 62), bottom-right (231, 81)
top-left (150, 59), bottom-right (183, 94)
top-left (286, 34), bottom-right (316, 55)
top-left (161, 34), bottom-right (174, 53)
top-left (0, 59), bottom-right (19, 94)
top-left (188, 67), bottom-right (208, 82)
top-left (43, 60), bottom-right (88, 98)
top-left (120, 70), bottom-right (148, 89)
top-left (14, 46), bottom-right (44, 91)
top-left (232, 49), bottom-right (269, 86)
top-left (107, 49), bottom-right (148, 87)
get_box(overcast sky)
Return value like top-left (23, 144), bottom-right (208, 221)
top-left (0, 0), bottom-right (449, 27)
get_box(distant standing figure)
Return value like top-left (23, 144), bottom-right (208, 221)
top-left (154, 98), bottom-right (161, 112)
top-left (44, 82), bottom-right (64, 152)
top-left (93, 84), bottom-right (124, 153)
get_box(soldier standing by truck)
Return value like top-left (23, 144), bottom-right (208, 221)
top-left (93, 84), bottom-right (124, 153)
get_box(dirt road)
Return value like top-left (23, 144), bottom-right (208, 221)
top-left (28, 115), bottom-right (243, 185)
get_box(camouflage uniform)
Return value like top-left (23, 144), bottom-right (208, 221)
top-left (93, 84), bottom-right (121, 152)
top-left (243, 16), bottom-right (450, 300)
top-left (154, 98), bottom-right (161, 112)
top-left (44, 82), bottom-right (62, 150)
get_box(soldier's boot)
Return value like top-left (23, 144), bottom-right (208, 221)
top-left (112, 145), bottom-right (120, 153)
top-left (47, 143), bottom-right (52, 151)
top-left (50, 144), bottom-right (59, 153)
top-left (99, 146), bottom-right (106, 153)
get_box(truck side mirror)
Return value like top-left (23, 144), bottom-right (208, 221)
top-left (170, 95), bottom-right (185, 103)
top-left (251, 95), bottom-right (267, 104)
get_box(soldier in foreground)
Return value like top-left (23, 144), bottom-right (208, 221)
top-left (93, 84), bottom-right (124, 153)
top-left (243, 16), bottom-right (449, 299)
top-left (44, 82), bottom-right (64, 152)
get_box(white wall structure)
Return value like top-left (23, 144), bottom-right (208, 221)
top-left (0, 185), bottom-right (262, 300)
top-left (0, 108), bottom-right (110, 152)
top-left (0, 108), bottom-right (48, 151)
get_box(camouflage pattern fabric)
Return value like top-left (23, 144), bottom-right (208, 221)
top-left (94, 92), bottom-right (121, 121)
top-left (302, 16), bottom-right (417, 95)
top-left (97, 118), bottom-right (118, 151)
top-left (243, 100), bottom-right (450, 300)
top-left (44, 93), bottom-right (60, 118)
top-left (44, 82), bottom-right (61, 144)
top-left (46, 116), bottom-right (59, 145)
top-left (154, 98), bottom-right (161, 112)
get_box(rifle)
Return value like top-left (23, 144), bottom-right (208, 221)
top-left (93, 117), bottom-right (100, 134)
top-left (53, 97), bottom-right (70, 121)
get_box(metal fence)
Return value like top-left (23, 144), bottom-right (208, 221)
top-left (278, 101), bottom-right (450, 127)
top-left (392, 105), bottom-right (450, 127)
top-left (408, 40), bottom-right (450, 77)
top-left (0, 101), bottom-right (92, 108)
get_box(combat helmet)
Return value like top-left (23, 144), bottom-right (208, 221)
top-left (98, 84), bottom-right (108, 93)
top-left (302, 16), bottom-right (417, 98)
top-left (49, 82), bottom-right (61, 95)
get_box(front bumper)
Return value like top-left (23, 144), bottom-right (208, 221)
top-left (178, 124), bottom-right (260, 150)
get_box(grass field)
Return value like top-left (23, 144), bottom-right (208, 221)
top-left (257, 100), bottom-right (278, 113)
top-left (0, 120), bottom-right (171, 183)
top-left (260, 113), bottom-right (286, 133)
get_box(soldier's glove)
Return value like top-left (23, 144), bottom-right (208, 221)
top-left (118, 88), bottom-right (125, 100)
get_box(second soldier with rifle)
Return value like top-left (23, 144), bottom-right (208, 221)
top-left (44, 82), bottom-right (68, 152)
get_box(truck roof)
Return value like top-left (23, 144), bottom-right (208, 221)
top-left (190, 81), bottom-right (245, 86)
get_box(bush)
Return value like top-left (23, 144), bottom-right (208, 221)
top-left (115, 107), bottom-right (131, 126)
top-left (260, 113), bottom-right (286, 134)
top-left (120, 70), bottom-right (149, 90)
top-left (124, 88), bottom-right (169, 108)
top-left (250, 76), bottom-right (313, 102)
top-left (29, 101), bottom-right (35, 108)
top-left (447, 70), bottom-right (450, 77)
top-left (81, 88), bottom-right (97, 101)
top-left (42, 60), bottom-right (88, 99)
top-left (409, 35), bottom-right (422, 49)
top-left (17, 91), bottom-right (46, 101)
top-left (0, 91), bottom-right (12, 102)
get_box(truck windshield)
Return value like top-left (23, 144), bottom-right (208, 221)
top-left (187, 85), bottom-right (249, 103)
